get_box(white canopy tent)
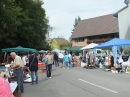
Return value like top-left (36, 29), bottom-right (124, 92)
top-left (81, 43), bottom-right (98, 50)
top-left (52, 49), bottom-right (60, 52)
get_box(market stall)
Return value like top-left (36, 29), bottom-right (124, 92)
top-left (52, 49), bottom-right (60, 52)
top-left (94, 38), bottom-right (130, 65)
top-left (81, 43), bottom-right (98, 50)
top-left (1, 46), bottom-right (37, 83)
top-left (94, 38), bottom-right (130, 73)
top-left (39, 50), bottom-right (46, 54)
top-left (2, 46), bottom-right (36, 53)
top-left (67, 46), bottom-right (82, 51)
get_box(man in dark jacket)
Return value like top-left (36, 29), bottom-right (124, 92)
top-left (29, 52), bottom-right (38, 85)
top-left (54, 52), bottom-right (59, 67)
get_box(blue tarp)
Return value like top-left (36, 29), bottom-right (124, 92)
top-left (94, 38), bottom-right (130, 65)
top-left (94, 38), bottom-right (130, 48)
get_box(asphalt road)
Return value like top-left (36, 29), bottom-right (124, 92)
top-left (22, 66), bottom-right (130, 97)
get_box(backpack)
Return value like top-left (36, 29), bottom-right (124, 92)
top-left (43, 59), bottom-right (48, 65)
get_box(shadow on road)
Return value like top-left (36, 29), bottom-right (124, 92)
top-left (52, 74), bottom-right (62, 78)
top-left (52, 69), bottom-right (56, 71)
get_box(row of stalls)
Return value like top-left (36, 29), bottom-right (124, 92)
top-left (80, 38), bottom-right (130, 73)
top-left (66, 38), bottom-right (130, 73)
top-left (93, 38), bottom-right (130, 73)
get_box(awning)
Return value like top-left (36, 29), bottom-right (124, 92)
top-left (2, 46), bottom-right (36, 52)
top-left (67, 46), bottom-right (82, 51)
top-left (81, 43), bottom-right (98, 50)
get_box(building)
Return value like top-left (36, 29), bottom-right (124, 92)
top-left (50, 38), bottom-right (70, 50)
top-left (71, 14), bottom-right (119, 47)
top-left (113, 2), bottom-right (130, 40)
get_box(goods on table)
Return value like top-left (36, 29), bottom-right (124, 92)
top-left (126, 66), bottom-right (130, 73)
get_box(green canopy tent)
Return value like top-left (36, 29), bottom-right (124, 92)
top-left (67, 46), bottom-right (82, 51)
top-left (2, 46), bottom-right (36, 52)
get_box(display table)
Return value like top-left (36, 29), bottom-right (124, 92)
top-left (10, 82), bottom-right (17, 93)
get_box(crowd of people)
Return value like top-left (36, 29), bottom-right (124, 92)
top-left (80, 50), bottom-right (130, 73)
top-left (0, 51), bottom-right (79, 97)
top-left (1, 49), bottom-right (130, 96)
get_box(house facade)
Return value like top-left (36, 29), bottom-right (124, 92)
top-left (50, 38), bottom-right (70, 50)
top-left (71, 14), bottom-right (119, 47)
top-left (114, 2), bottom-right (130, 40)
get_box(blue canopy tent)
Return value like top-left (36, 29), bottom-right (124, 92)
top-left (94, 38), bottom-right (130, 65)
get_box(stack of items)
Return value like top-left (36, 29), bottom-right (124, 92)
top-left (126, 66), bottom-right (130, 73)
top-left (38, 62), bottom-right (46, 73)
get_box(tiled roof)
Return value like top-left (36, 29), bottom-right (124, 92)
top-left (71, 14), bottom-right (119, 39)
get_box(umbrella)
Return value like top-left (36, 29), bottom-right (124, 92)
top-left (39, 50), bottom-right (46, 53)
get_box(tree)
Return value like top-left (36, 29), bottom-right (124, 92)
top-left (0, 0), bottom-right (52, 60)
top-left (72, 16), bottom-right (81, 31)
top-left (58, 41), bottom-right (70, 50)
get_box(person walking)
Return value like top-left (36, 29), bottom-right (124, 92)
top-left (44, 51), bottom-right (54, 79)
top-left (22, 55), bottom-right (28, 66)
top-left (68, 53), bottom-right (72, 68)
top-left (10, 52), bottom-right (24, 93)
top-left (64, 53), bottom-right (70, 69)
top-left (58, 52), bottom-right (64, 68)
top-left (29, 53), bottom-right (38, 85)
top-left (54, 52), bottom-right (59, 67)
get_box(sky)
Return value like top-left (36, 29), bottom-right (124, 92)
top-left (42, 0), bottom-right (126, 40)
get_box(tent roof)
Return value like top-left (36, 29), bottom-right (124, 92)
top-left (52, 49), bottom-right (60, 52)
top-left (94, 38), bottom-right (130, 48)
top-left (39, 50), bottom-right (46, 53)
top-left (81, 43), bottom-right (98, 50)
top-left (2, 46), bottom-right (36, 52)
top-left (67, 46), bottom-right (82, 51)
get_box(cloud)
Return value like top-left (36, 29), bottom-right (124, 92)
top-left (42, 0), bottom-right (126, 40)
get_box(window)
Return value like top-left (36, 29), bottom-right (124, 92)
top-left (111, 35), bottom-right (114, 38)
top-left (75, 38), bottom-right (84, 42)
top-left (75, 38), bottom-right (79, 42)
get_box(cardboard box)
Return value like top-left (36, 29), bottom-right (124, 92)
top-left (111, 67), bottom-right (116, 70)
top-left (38, 70), bottom-right (42, 74)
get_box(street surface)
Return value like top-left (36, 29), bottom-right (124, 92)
top-left (22, 66), bottom-right (130, 97)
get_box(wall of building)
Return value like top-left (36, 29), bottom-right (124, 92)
top-left (72, 33), bottom-right (118, 47)
top-left (72, 38), bottom-right (87, 47)
top-left (50, 39), bottom-right (60, 50)
top-left (118, 4), bottom-right (130, 39)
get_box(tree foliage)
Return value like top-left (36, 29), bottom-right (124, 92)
top-left (0, 0), bottom-right (52, 52)
top-left (72, 16), bottom-right (81, 31)
top-left (58, 40), bottom-right (70, 50)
